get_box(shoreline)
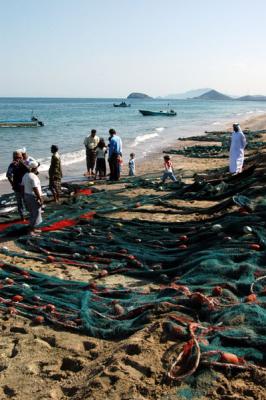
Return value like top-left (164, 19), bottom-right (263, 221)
top-left (0, 111), bottom-right (265, 196)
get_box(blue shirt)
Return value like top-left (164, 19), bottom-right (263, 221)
top-left (109, 135), bottom-right (122, 157)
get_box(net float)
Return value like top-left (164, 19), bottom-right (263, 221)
top-left (179, 235), bottom-right (188, 241)
top-left (119, 248), bottom-right (128, 254)
top-left (163, 228), bottom-right (169, 232)
top-left (116, 222), bottom-right (123, 227)
top-left (99, 269), bottom-right (108, 278)
top-left (47, 255), bottom-right (56, 263)
top-left (239, 208), bottom-right (249, 215)
top-left (223, 236), bottom-right (232, 241)
top-left (89, 245), bottom-right (95, 250)
top-left (212, 224), bottom-right (222, 231)
top-left (73, 253), bottom-right (81, 258)
top-left (34, 315), bottom-right (44, 324)
top-left (20, 271), bottom-right (30, 278)
top-left (5, 278), bottom-right (14, 285)
top-left (220, 352), bottom-right (240, 364)
top-left (135, 202), bottom-right (141, 208)
top-left (113, 303), bottom-right (124, 316)
top-left (135, 238), bottom-right (142, 243)
top-left (46, 304), bottom-right (56, 312)
top-left (22, 283), bottom-right (30, 289)
top-left (88, 281), bottom-right (97, 290)
top-left (249, 244), bottom-right (261, 251)
top-left (243, 226), bottom-right (252, 234)
top-left (7, 307), bottom-right (17, 315)
top-left (12, 295), bottom-right (23, 302)
top-left (32, 295), bottom-right (41, 302)
top-left (178, 244), bottom-right (188, 249)
top-left (212, 286), bottom-right (223, 296)
top-left (245, 293), bottom-right (257, 302)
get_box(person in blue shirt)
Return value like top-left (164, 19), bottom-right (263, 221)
top-left (108, 129), bottom-right (122, 181)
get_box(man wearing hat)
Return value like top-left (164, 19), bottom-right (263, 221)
top-left (6, 150), bottom-right (28, 220)
top-left (21, 160), bottom-right (43, 232)
top-left (229, 123), bottom-right (247, 174)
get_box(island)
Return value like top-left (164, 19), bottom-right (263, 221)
top-left (127, 92), bottom-right (153, 99)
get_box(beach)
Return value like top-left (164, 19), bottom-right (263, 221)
top-left (0, 112), bottom-right (265, 400)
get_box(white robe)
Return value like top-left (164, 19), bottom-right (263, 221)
top-left (229, 130), bottom-right (246, 173)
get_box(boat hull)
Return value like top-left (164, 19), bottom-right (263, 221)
top-left (139, 109), bottom-right (176, 116)
top-left (0, 119), bottom-right (44, 127)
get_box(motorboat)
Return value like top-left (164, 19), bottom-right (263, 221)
top-left (139, 109), bottom-right (176, 116)
top-left (0, 116), bottom-right (44, 128)
top-left (113, 102), bottom-right (131, 108)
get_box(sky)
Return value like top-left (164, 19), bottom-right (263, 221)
top-left (1, 0), bottom-right (266, 98)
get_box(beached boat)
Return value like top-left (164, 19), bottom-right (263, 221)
top-left (139, 109), bottom-right (176, 116)
top-left (113, 102), bottom-right (131, 108)
top-left (0, 116), bottom-right (44, 128)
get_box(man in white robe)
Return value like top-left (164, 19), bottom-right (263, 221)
top-left (229, 123), bottom-right (246, 174)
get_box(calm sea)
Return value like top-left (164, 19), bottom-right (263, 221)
top-left (0, 97), bottom-right (266, 180)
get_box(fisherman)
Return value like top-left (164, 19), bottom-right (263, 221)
top-left (6, 151), bottom-right (28, 220)
top-left (21, 147), bottom-right (39, 167)
top-left (21, 160), bottom-right (43, 232)
top-left (49, 145), bottom-right (63, 203)
top-left (229, 123), bottom-right (247, 174)
top-left (108, 128), bottom-right (122, 181)
top-left (84, 129), bottom-right (100, 176)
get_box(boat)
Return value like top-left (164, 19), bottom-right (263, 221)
top-left (0, 116), bottom-right (44, 128)
top-left (139, 109), bottom-right (176, 116)
top-left (113, 102), bottom-right (131, 108)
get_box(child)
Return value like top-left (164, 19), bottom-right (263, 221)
top-left (128, 153), bottom-right (136, 176)
top-left (162, 155), bottom-right (177, 183)
top-left (95, 138), bottom-right (107, 179)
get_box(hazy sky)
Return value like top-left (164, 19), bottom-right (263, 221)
top-left (1, 0), bottom-right (266, 97)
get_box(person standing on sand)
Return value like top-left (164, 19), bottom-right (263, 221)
top-left (49, 145), bottom-right (63, 203)
top-left (95, 138), bottom-right (107, 179)
top-left (6, 151), bottom-right (29, 220)
top-left (21, 160), bottom-right (43, 232)
top-left (84, 129), bottom-right (100, 176)
top-left (161, 155), bottom-right (177, 183)
top-left (128, 153), bottom-right (136, 176)
top-left (229, 123), bottom-right (247, 174)
top-left (108, 129), bottom-right (122, 181)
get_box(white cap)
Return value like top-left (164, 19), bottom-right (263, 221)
top-left (28, 160), bottom-right (39, 169)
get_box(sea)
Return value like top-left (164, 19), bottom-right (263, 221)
top-left (1, 97), bottom-right (266, 182)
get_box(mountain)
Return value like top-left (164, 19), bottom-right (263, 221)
top-left (193, 89), bottom-right (233, 100)
top-left (164, 88), bottom-right (211, 99)
top-left (127, 92), bottom-right (153, 99)
top-left (237, 95), bottom-right (266, 101)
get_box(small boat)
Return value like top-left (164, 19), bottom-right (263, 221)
top-left (139, 109), bottom-right (176, 116)
top-left (113, 102), bottom-right (131, 108)
top-left (0, 116), bottom-right (44, 128)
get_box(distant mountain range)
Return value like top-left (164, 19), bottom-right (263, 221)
top-left (192, 89), bottom-right (266, 101)
top-left (127, 89), bottom-right (266, 101)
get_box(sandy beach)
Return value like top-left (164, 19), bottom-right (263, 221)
top-left (0, 112), bottom-right (265, 400)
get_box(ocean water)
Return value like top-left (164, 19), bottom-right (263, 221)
top-left (0, 97), bottom-right (266, 181)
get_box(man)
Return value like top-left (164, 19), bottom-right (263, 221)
top-left (21, 160), bottom-right (43, 232)
top-left (108, 128), bottom-right (122, 181)
top-left (21, 147), bottom-right (39, 167)
top-left (84, 129), bottom-right (100, 176)
top-left (49, 145), bottom-right (62, 203)
top-left (229, 123), bottom-right (247, 174)
top-left (6, 151), bottom-right (28, 220)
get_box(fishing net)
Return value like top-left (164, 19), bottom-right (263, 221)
top-left (0, 138), bottom-right (265, 381)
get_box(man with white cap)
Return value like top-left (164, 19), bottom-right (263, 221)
top-left (21, 160), bottom-right (43, 232)
top-left (229, 123), bottom-right (247, 174)
top-left (21, 147), bottom-right (39, 167)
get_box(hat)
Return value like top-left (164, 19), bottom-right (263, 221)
top-left (28, 160), bottom-right (39, 169)
top-left (233, 123), bottom-right (239, 127)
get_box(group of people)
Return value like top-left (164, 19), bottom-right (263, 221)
top-left (6, 145), bottom-right (62, 232)
top-left (83, 128), bottom-right (135, 180)
top-left (5, 123), bottom-right (246, 233)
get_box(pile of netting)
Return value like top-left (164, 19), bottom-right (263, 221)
top-left (0, 153), bottom-right (265, 380)
top-left (165, 129), bottom-right (266, 158)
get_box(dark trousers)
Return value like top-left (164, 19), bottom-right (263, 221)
top-left (109, 153), bottom-right (119, 181)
